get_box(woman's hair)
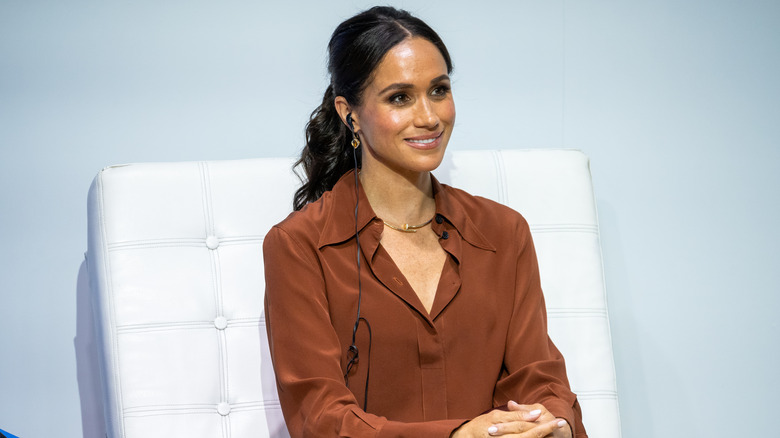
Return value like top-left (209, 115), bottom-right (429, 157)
top-left (292, 6), bottom-right (453, 210)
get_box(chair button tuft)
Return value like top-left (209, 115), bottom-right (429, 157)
top-left (214, 316), bottom-right (228, 330)
top-left (206, 236), bottom-right (220, 250)
top-left (217, 402), bottom-right (231, 416)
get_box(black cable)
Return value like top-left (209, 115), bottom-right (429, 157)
top-left (344, 140), bottom-right (372, 411)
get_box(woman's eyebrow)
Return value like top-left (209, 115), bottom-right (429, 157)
top-left (430, 74), bottom-right (450, 84)
top-left (378, 75), bottom-right (451, 95)
top-left (378, 82), bottom-right (414, 94)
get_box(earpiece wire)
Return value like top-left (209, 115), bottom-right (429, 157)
top-left (344, 140), bottom-right (371, 410)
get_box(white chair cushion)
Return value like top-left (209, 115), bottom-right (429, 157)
top-left (87, 149), bottom-right (620, 438)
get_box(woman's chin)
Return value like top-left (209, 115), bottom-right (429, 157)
top-left (405, 153), bottom-right (447, 174)
top-left (404, 153), bottom-right (445, 173)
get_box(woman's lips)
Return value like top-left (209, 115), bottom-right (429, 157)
top-left (404, 132), bottom-right (444, 150)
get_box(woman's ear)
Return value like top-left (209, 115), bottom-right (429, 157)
top-left (334, 96), bottom-right (358, 132)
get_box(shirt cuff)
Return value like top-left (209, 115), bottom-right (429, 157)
top-left (541, 397), bottom-right (576, 437)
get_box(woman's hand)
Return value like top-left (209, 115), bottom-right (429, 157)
top-left (503, 401), bottom-right (572, 438)
top-left (451, 401), bottom-right (571, 438)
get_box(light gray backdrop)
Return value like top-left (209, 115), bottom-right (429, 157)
top-left (1, 1), bottom-right (778, 437)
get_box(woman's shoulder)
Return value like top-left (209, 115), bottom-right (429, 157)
top-left (440, 183), bottom-right (529, 229)
top-left (438, 183), bottom-right (533, 252)
top-left (279, 190), bottom-right (333, 228)
top-left (265, 190), bottom-right (335, 250)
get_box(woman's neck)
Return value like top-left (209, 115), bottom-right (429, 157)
top-left (359, 161), bottom-right (435, 226)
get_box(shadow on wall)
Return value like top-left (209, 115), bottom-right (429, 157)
top-left (74, 259), bottom-right (107, 438)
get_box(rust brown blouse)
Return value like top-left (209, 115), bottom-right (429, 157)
top-left (264, 170), bottom-right (587, 437)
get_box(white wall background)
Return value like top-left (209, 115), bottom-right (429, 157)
top-left (1, 1), bottom-right (778, 436)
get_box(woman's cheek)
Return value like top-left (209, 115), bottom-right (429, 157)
top-left (385, 109), bottom-right (407, 131)
top-left (440, 100), bottom-right (456, 123)
top-left (366, 108), bottom-right (405, 137)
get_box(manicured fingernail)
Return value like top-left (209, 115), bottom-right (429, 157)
top-left (557, 420), bottom-right (567, 428)
top-left (488, 425), bottom-right (498, 435)
top-left (530, 409), bottom-right (542, 416)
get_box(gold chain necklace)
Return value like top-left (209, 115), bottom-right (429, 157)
top-left (382, 216), bottom-right (434, 233)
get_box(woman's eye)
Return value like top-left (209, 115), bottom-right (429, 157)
top-left (389, 93), bottom-right (410, 104)
top-left (431, 85), bottom-right (451, 97)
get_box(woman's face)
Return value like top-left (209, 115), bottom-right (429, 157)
top-left (353, 37), bottom-right (455, 177)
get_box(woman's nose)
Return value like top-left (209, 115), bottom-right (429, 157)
top-left (413, 97), bottom-right (439, 128)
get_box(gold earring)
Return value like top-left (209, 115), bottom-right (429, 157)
top-left (346, 112), bottom-right (360, 149)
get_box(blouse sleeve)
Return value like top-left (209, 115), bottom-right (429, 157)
top-left (493, 219), bottom-right (588, 438)
top-left (263, 226), bottom-right (466, 437)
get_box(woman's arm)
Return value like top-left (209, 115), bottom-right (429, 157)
top-left (489, 220), bottom-right (587, 438)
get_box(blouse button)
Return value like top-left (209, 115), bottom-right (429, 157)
top-left (435, 214), bottom-right (444, 224)
top-left (441, 231), bottom-right (449, 240)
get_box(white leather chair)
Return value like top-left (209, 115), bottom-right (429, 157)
top-left (86, 149), bottom-right (621, 438)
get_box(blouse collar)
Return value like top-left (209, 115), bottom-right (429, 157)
top-left (317, 169), bottom-right (495, 253)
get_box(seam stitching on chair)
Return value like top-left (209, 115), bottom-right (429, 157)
top-left (546, 310), bottom-right (608, 318)
top-left (224, 404), bottom-right (232, 438)
top-left (200, 162), bottom-right (215, 236)
top-left (572, 390), bottom-right (619, 400)
top-left (529, 224), bottom-right (599, 234)
top-left (115, 318), bottom-right (262, 332)
top-left (124, 401), bottom-right (282, 411)
top-left (582, 153), bottom-right (624, 432)
top-left (219, 322), bottom-right (230, 412)
top-left (123, 400), bottom-right (282, 417)
top-left (98, 170), bottom-right (127, 438)
top-left (491, 150), bottom-right (508, 204)
top-left (107, 236), bottom-right (265, 251)
top-left (546, 308), bottom-right (607, 313)
top-left (202, 162), bottom-right (231, 422)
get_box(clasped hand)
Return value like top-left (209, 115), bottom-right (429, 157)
top-left (451, 401), bottom-right (571, 438)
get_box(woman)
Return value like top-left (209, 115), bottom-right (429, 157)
top-left (263, 6), bottom-right (587, 437)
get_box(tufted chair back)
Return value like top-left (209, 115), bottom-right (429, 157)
top-left (86, 149), bottom-right (621, 438)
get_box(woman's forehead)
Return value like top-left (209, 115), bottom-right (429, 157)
top-left (367, 37), bottom-right (449, 90)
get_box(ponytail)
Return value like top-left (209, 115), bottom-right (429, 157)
top-left (293, 85), bottom-right (360, 211)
